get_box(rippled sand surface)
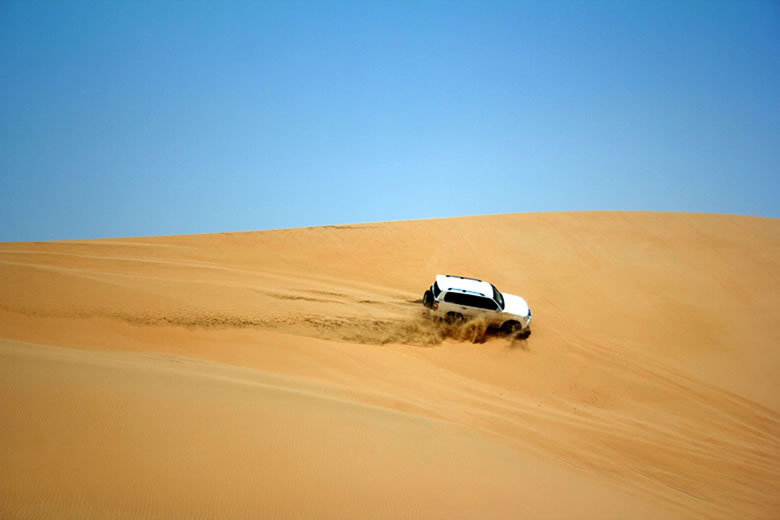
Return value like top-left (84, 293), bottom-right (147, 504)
top-left (1, 212), bottom-right (778, 519)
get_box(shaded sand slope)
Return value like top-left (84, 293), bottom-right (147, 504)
top-left (1, 212), bottom-right (779, 518)
top-left (0, 339), bottom-right (669, 519)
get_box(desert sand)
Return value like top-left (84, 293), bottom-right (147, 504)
top-left (1, 211), bottom-right (778, 519)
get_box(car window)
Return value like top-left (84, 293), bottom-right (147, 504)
top-left (443, 292), bottom-right (467, 305)
top-left (491, 284), bottom-right (504, 310)
top-left (432, 281), bottom-right (441, 298)
top-left (471, 295), bottom-right (498, 310)
top-left (443, 292), bottom-right (498, 310)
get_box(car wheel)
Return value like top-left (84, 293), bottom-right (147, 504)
top-left (446, 312), bottom-right (465, 324)
top-left (422, 290), bottom-right (434, 308)
top-left (502, 321), bottom-right (521, 334)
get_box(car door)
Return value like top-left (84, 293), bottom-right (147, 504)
top-left (441, 292), bottom-right (471, 317)
top-left (472, 295), bottom-right (501, 324)
top-left (459, 294), bottom-right (482, 319)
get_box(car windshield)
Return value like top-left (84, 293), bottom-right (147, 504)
top-left (491, 284), bottom-right (504, 310)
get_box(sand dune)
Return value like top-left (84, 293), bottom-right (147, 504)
top-left (1, 212), bottom-right (778, 518)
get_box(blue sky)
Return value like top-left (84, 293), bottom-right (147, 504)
top-left (1, 1), bottom-right (778, 241)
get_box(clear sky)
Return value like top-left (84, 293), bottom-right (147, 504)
top-left (1, 1), bottom-right (778, 241)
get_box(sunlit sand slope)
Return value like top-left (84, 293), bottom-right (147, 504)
top-left (1, 212), bottom-right (778, 519)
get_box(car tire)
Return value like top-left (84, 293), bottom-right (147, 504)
top-left (422, 290), bottom-right (434, 308)
top-left (446, 312), bottom-right (465, 324)
top-left (502, 321), bottom-right (522, 334)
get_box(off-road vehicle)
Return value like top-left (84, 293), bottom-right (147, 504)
top-left (422, 274), bottom-right (531, 335)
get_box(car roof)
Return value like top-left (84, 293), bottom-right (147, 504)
top-left (435, 274), bottom-right (493, 298)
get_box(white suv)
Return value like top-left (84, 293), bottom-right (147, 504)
top-left (422, 274), bottom-right (532, 335)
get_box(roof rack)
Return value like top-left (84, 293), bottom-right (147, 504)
top-left (445, 274), bottom-right (483, 282)
top-left (450, 288), bottom-right (485, 296)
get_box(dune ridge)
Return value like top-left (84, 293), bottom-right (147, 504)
top-left (1, 211), bottom-right (779, 519)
